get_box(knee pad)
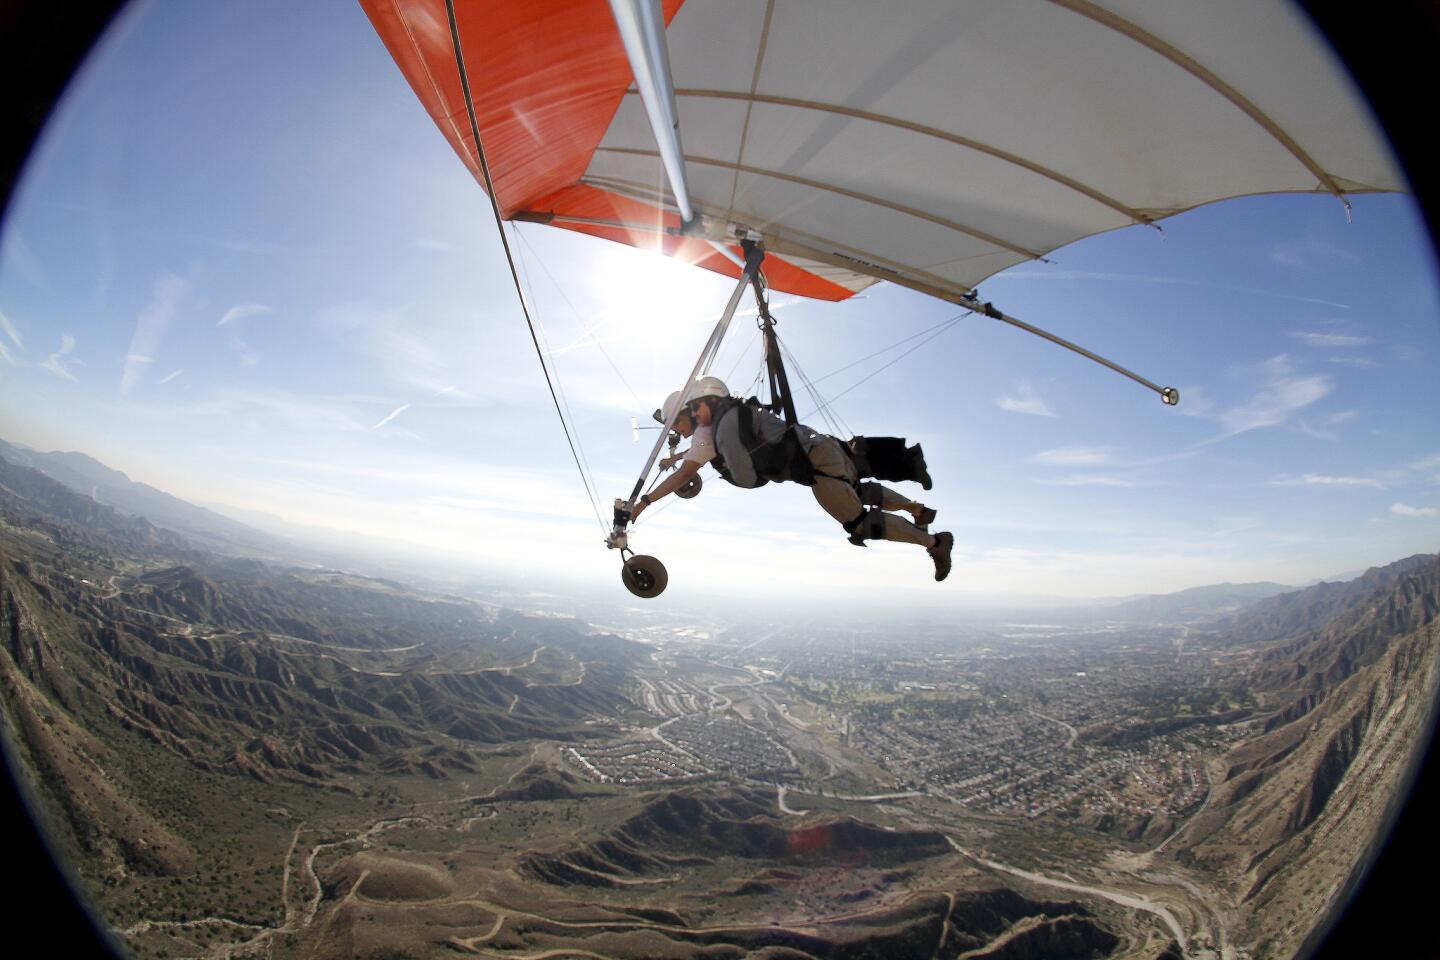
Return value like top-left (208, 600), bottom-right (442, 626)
top-left (858, 481), bottom-right (885, 507)
top-left (842, 507), bottom-right (887, 546)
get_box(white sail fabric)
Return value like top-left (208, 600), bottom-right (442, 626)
top-left (587, 0), bottom-right (1403, 302)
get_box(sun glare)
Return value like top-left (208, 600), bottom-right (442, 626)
top-left (568, 242), bottom-right (737, 352)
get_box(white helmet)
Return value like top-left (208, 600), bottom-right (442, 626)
top-left (656, 376), bottom-right (729, 424)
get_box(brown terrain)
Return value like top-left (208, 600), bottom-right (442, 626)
top-left (1169, 556), bottom-right (1440, 955)
top-left (2, 449), bottom-right (1436, 959)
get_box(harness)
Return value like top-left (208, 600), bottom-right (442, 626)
top-left (705, 264), bottom-right (822, 489)
top-left (709, 397), bottom-right (817, 488)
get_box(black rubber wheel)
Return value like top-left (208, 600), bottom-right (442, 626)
top-left (676, 474), bottom-right (702, 499)
top-left (621, 555), bottom-right (669, 599)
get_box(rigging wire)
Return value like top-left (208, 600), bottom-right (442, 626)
top-left (511, 224), bottom-right (647, 412)
top-left (779, 335), bottom-right (851, 438)
top-left (441, 0), bottom-right (607, 533)
top-left (507, 223), bottom-right (606, 521)
top-left (722, 326), bottom-right (762, 385)
top-left (809, 311), bottom-right (971, 386)
top-left (635, 480), bottom-right (683, 522)
top-left (807, 311), bottom-right (972, 417)
top-left (644, 314), bottom-right (969, 520)
top-left (742, 361), bottom-right (766, 402)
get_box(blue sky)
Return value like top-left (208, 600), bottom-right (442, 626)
top-left (1, 0), bottom-right (1437, 606)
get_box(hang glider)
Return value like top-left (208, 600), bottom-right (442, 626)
top-left (360, 0), bottom-right (1402, 305)
top-left (360, 0), bottom-right (1406, 598)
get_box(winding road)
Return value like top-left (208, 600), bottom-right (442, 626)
top-left (945, 837), bottom-right (1190, 954)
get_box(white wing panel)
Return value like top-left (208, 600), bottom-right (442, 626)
top-left (586, 0), bottom-right (1403, 300)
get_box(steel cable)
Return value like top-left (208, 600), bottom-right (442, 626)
top-left (443, 0), bottom-right (607, 532)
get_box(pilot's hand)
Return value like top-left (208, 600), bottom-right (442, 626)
top-left (660, 455), bottom-right (677, 470)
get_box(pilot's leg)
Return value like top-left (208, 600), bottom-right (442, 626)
top-left (811, 437), bottom-right (936, 547)
top-left (857, 481), bottom-right (936, 528)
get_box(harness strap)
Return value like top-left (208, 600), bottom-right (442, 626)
top-left (842, 507), bottom-right (887, 547)
top-left (715, 398), bottom-right (816, 487)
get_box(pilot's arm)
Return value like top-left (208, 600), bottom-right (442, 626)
top-left (631, 459), bottom-right (701, 520)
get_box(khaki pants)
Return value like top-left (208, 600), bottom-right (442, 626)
top-left (807, 437), bottom-right (931, 546)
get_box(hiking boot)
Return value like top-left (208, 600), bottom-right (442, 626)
top-left (928, 531), bottom-right (953, 582)
top-left (913, 506), bottom-right (937, 531)
top-left (909, 444), bottom-right (933, 490)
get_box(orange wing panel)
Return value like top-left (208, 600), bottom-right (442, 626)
top-left (527, 184), bottom-right (857, 302)
top-left (362, 0), bottom-right (856, 302)
top-left (360, 0), bottom-right (681, 216)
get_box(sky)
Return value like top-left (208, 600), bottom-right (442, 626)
top-left (0, 0), bottom-right (1437, 607)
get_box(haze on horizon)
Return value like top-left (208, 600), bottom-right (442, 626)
top-left (1, 1), bottom-right (1438, 605)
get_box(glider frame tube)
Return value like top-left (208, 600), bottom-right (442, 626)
top-left (610, 243), bottom-right (766, 548)
top-left (606, 0), bottom-right (694, 225)
top-left (967, 295), bottom-right (1179, 405)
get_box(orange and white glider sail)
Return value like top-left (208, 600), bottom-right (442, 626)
top-left (360, 0), bottom-right (1402, 304)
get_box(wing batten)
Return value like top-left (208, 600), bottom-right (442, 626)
top-left (666, 89), bottom-right (1153, 226)
top-left (363, 0), bottom-right (1405, 303)
top-left (361, 0), bottom-right (688, 216)
top-left (1045, 0), bottom-right (1349, 203)
top-left (720, 0), bottom-right (778, 223)
top-left (596, 146), bottom-right (1047, 260)
top-left (578, 172), bottom-right (973, 300)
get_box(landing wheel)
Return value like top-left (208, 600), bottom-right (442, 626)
top-left (621, 555), bottom-right (669, 599)
top-left (676, 474), bottom-right (703, 499)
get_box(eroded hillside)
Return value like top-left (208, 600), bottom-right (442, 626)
top-left (2, 451), bottom-right (1435, 960)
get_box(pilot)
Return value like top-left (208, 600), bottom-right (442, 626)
top-left (630, 377), bottom-right (954, 582)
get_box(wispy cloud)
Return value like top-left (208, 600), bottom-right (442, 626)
top-left (1406, 453), bottom-right (1440, 481)
top-left (0, 228), bottom-right (49, 289)
top-left (1031, 445), bottom-right (1113, 467)
top-left (217, 303), bottom-right (271, 367)
top-left (0, 309), bottom-right (19, 364)
top-left (1326, 356), bottom-right (1379, 368)
top-left (224, 455), bottom-right (602, 524)
top-left (218, 303), bottom-right (272, 327)
top-left (41, 333), bottom-right (80, 381)
top-left (1271, 473), bottom-right (1382, 488)
top-left (315, 302), bottom-right (473, 398)
top-left (1354, 452), bottom-right (1440, 488)
top-left (121, 272), bottom-right (187, 395)
top-left (1215, 355), bottom-right (1332, 438)
top-left (1175, 385), bottom-right (1216, 418)
top-left (1391, 503), bottom-right (1438, 518)
top-left (1411, 453), bottom-right (1440, 468)
top-left (158, 368), bottom-right (185, 385)
top-left (1269, 235), bottom-right (1359, 270)
top-left (373, 403), bottom-right (411, 429)
top-left (1290, 331), bottom-right (1370, 348)
top-left (1297, 409), bottom-right (1360, 442)
top-left (227, 335), bottom-right (261, 368)
top-left (996, 380), bottom-right (1054, 417)
top-left (193, 386), bottom-right (380, 435)
top-left (1046, 474), bottom-right (1135, 488)
top-left (0, 309), bottom-right (22, 349)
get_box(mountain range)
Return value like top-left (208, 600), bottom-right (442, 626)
top-left (0, 437), bottom-right (285, 554)
top-left (1169, 553), bottom-right (1439, 955)
top-left (1091, 580), bottom-right (1297, 623)
top-left (1, 436), bottom-right (1436, 960)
